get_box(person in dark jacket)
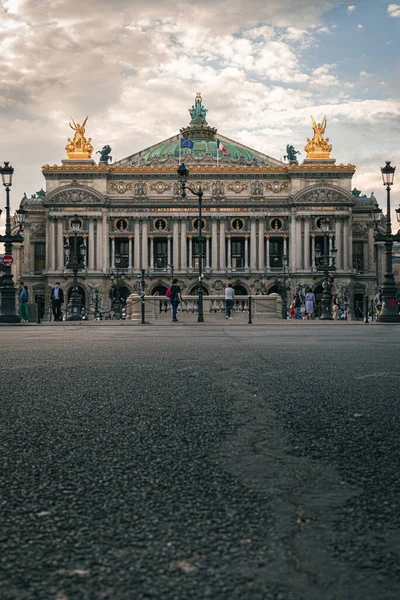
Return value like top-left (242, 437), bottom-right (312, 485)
top-left (50, 282), bottom-right (64, 321)
top-left (169, 278), bottom-right (182, 322)
top-left (294, 293), bottom-right (302, 320)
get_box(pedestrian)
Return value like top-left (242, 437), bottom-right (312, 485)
top-left (333, 296), bottom-right (339, 320)
top-left (342, 303), bottom-right (348, 321)
top-left (51, 282), bottom-right (64, 321)
top-left (294, 294), bottom-right (302, 319)
top-left (18, 282), bottom-right (29, 323)
top-left (374, 289), bottom-right (382, 317)
top-left (289, 297), bottom-right (295, 319)
top-left (225, 283), bottom-right (234, 319)
top-left (170, 278), bottom-right (182, 322)
top-left (305, 288), bottom-right (315, 320)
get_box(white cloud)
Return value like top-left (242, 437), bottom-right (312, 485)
top-left (347, 5), bottom-right (356, 12)
top-left (388, 3), bottom-right (400, 17)
top-left (316, 27), bottom-right (331, 34)
top-left (357, 24), bottom-right (364, 29)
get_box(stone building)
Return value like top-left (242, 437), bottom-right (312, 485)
top-left (13, 95), bottom-right (381, 317)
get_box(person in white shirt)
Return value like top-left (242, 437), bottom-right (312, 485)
top-left (225, 284), bottom-right (234, 319)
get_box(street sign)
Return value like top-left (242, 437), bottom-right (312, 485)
top-left (2, 254), bottom-right (13, 267)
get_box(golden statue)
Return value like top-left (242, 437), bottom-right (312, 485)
top-left (304, 116), bottom-right (332, 159)
top-left (65, 116), bottom-right (94, 159)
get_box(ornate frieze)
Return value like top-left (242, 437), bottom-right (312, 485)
top-left (352, 222), bottom-right (369, 239)
top-left (250, 180), bottom-right (263, 196)
top-left (227, 181), bottom-right (248, 193)
top-left (211, 180), bottom-right (225, 196)
top-left (149, 181), bottom-right (172, 194)
top-left (47, 187), bottom-right (105, 205)
top-left (109, 181), bottom-right (133, 194)
top-left (265, 181), bottom-right (289, 193)
top-left (133, 181), bottom-right (147, 197)
top-left (295, 187), bottom-right (352, 205)
top-left (30, 223), bottom-right (46, 239)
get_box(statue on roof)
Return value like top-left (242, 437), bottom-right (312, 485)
top-left (284, 144), bottom-right (300, 164)
top-left (65, 116), bottom-right (94, 159)
top-left (304, 116), bottom-right (332, 159)
top-left (189, 93), bottom-right (208, 123)
top-left (97, 145), bottom-right (112, 164)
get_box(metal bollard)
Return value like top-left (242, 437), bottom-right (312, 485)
top-left (248, 296), bottom-right (252, 324)
top-left (140, 291), bottom-right (145, 324)
top-left (365, 295), bottom-right (369, 324)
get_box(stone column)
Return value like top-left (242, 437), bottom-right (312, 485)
top-left (167, 236), bottom-right (171, 268)
top-left (211, 219), bottom-right (218, 271)
top-left (111, 237), bottom-right (116, 269)
top-left (49, 218), bottom-right (56, 272)
top-left (181, 220), bottom-right (187, 270)
top-left (266, 235), bottom-right (270, 271)
top-left (95, 218), bottom-right (101, 271)
top-left (134, 220), bottom-right (140, 270)
top-left (142, 219), bottom-right (148, 269)
top-left (311, 235), bottom-right (316, 270)
top-left (329, 234), bottom-right (333, 255)
top-left (149, 236), bottom-right (154, 269)
top-left (295, 217), bottom-right (302, 270)
top-left (82, 236), bottom-right (88, 269)
top-left (128, 236), bottom-right (133, 269)
top-left (250, 218), bottom-right (257, 270)
top-left (219, 219), bottom-right (226, 270)
top-left (57, 218), bottom-right (64, 272)
top-left (304, 218), bottom-right (310, 271)
top-left (102, 211), bottom-right (109, 273)
top-left (88, 217), bottom-right (95, 271)
top-left (368, 225), bottom-right (374, 273)
top-left (227, 235), bottom-right (232, 269)
top-left (343, 218), bottom-right (349, 271)
top-left (258, 220), bottom-right (265, 270)
top-left (23, 224), bottom-right (30, 275)
top-left (289, 215), bottom-right (296, 271)
top-left (348, 216), bottom-right (353, 272)
top-left (335, 218), bottom-right (342, 271)
top-left (206, 236), bottom-right (210, 269)
top-left (245, 235), bottom-right (249, 269)
top-left (173, 221), bottom-right (179, 270)
top-left (188, 236), bottom-right (193, 269)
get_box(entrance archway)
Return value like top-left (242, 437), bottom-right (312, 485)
top-left (189, 285), bottom-right (209, 296)
top-left (151, 284), bottom-right (168, 296)
top-left (68, 285), bottom-right (86, 307)
top-left (233, 284), bottom-right (248, 296)
top-left (267, 285), bottom-right (279, 295)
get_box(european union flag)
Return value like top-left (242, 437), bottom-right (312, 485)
top-left (180, 137), bottom-right (194, 149)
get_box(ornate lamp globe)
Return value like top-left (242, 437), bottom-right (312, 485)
top-left (0, 161), bottom-right (14, 187)
top-left (381, 161), bottom-right (396, 186)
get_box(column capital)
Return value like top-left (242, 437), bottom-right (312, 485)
top-left (226, 234), bottom-right (231, 239)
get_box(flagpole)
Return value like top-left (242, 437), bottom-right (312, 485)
top-left (179, 135), bottom-right (181, 164)
top-left (217, 140), bottom-right (219, 169)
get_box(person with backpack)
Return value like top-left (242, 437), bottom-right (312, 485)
top-left (169, 278), bottom-right (182, 322)
top-left (18, 282), bottom-right (29, 323)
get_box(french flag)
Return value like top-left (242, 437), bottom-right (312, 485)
top-left (217, 139), bottom-right (227, 154)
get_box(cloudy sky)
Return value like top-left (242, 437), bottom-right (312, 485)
top-left (0, 0), bottom-right (400, 229)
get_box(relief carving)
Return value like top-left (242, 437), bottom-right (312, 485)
top-left (227, 181), bottom-right (248, 193)
top-left (149, 181), bottom-right (172, 194)
top-left (264, 181), bottom-right (289, 193)
top-left (250, 180), bottom-right (263, 196)
top-left (211, 180), bottom-right (225, 196)
top-left (109, 181), bottom-right (133, 194)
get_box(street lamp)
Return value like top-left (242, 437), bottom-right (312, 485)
top-left (315, 218), bottom-right (336, 320)
top-left (64, 214), bottom-right (85, 320)
top-left (376, 161), bottom-right (400, 322)
top-left (0, 162), bottom-right (27, 323)
top-left (177, 162), bottom-right (204, 322)
top-left (110, 253), bottom-right (123, 318)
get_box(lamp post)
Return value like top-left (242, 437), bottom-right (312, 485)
top-left (315, 218), bottom-right (337, 320)
top-left (0, 162), bottom-right (27, 323)
top-left (376, 161), bottom-right (400, 322)
top-left (177, 162), bottom-right (204, 322)
top-left (64, 214), bottom-right (86, 321)
top-left (274, 254), bottom-right (290, 319)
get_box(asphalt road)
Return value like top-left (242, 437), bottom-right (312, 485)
top-left (1, 323), bottom-right (399, 600)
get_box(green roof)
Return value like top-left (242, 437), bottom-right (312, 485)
top-left (141, 139), bottom-right (258, 163)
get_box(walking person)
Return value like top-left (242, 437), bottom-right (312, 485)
top-left (18, 282), bottom-right (29, 323)
top-left (289, 297), bottom-right (295, 319)
top-left (294, 293), bottom-right (302, 319)
top-left (305, 288), bottom-right (316, 320)
top-left (51, 282), bottom-right (64, 322)
top-left (225, 283), bottom-right (234, 319)
top-left (170, 278), bottom-right (182, 322)
top-left (333, 296), bottom-right (340, 321)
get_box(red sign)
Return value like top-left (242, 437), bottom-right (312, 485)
top-left (2, 254), bottom-right (13, 267)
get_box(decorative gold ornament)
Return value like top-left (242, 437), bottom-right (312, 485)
top-left (150, 181), bottom-right (172, 194)
top-left (65, 117), bottom-right (94, 160)
top-left (109, 181), bottom-right (133, 194)
top-left (304, 116), bottom-right (332, 159)
top-left (227, 181), bottom-right (248, 193)
top-left (265, 181), bottom-right (289, 193)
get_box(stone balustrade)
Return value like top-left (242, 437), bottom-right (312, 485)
top-left (126, 293), bottom-right (283, 321)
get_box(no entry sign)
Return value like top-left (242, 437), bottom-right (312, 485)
top-left (2, 254), bottom-right (13, 267)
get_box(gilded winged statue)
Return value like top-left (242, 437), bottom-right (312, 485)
top-left (65, 116), bottom-right (93, 158)
top-left (304, 115), bottom-right (332, 158)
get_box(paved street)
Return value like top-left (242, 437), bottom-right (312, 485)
top-left (1, 324), bottom-right (399, 600)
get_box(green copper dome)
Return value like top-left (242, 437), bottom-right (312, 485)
top-left (141, 139), bottom-right (258, 163)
